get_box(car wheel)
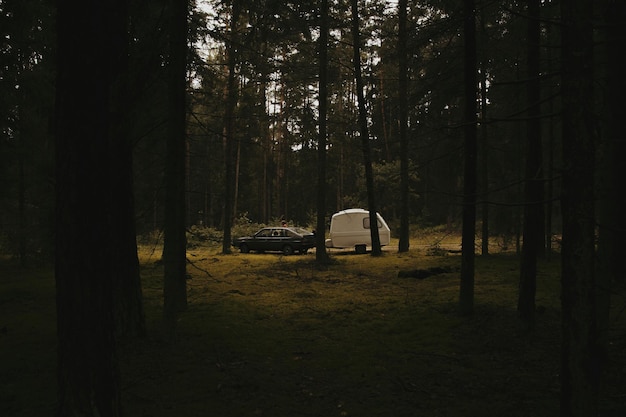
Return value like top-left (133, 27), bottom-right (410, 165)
top-left (355, 244), bottom-right (367, 254)
top-left (282, 245), bottom-right (294, 255)
top-left (300, 248), bottom-right (308, 254)
top-left (240, 244), bottom-right (250, 253)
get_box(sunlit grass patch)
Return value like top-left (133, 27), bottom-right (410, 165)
top-left (128, 244), bottom-right (566, 416)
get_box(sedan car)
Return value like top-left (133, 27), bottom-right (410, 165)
top-left (232, 227), bottom-right (315, 255)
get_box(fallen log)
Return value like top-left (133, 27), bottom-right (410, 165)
top-left (397, 266), bottom-right (454, 279)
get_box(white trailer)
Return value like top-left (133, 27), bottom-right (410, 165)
top-left (324, 208), bottom-right (391, 254)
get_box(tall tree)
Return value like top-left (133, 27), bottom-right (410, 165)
top-left (596, 0), bottom-right (626, 380)
top-left (479, 3), bottom-right (489, 256)
top-left (163, 0), bottom-right (189, 333)
top-left (518, 0), bottom-right (543, 329)
top-left (602, 1), bottom-right (626, 286)
top-left (397, 0), bottom-right (410, 253)
top-left (559, 0), bottom-right (598, 415)
top-left (221, 0), bottom-right (240, 254)
top-left (316, 0), bottom-right (331, 263)
top-left (459, 0), bottom-right (478, 315)
top-left (55, 0), bottom-right (132, 413)
top-left (350, 0), bottom-right (382, 256)
top-left (112, 6), bottom-right (146, 340)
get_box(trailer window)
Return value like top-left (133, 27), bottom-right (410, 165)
top-left (363, 217), bottom-right (382, 229)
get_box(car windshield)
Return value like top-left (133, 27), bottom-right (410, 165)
top-left (290, 227), bottom-right (312, 235)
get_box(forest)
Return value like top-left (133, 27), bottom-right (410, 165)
top-left (1, 0), bottom-right (625, 416)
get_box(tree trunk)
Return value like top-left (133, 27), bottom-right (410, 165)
top-left (316, 0), bottom-right (331, 263)
top-left (545, 22), bottom-right (556, 260)
top-left (55, 0), bottom-right (129, 414)
top-left (163, 0), bottom-right (189, 334)
top-left (350, 0), bottom-right (382, 257)
top-left (233, 135), bottom-right (241, 217)
top-left (17, 111), bottom-right (26, 265)
top-left (222, 0), bottom-right (240, 254)
top-left (479, 5), bottom-right (489, 256)
top-left (560, 0), bottom-right (599, 415)
top-left (459, 0), bottom-right (477, 315)
top-left (112, 28), bottom-right (145, 341)
top-left (518, 0), bottom-right (543, 330)
top-left (595, 0), bottom-right (626, 396)
top-left (397, 0), bottom-right (410, 253)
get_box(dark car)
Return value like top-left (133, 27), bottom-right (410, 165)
top-left (232, 227), bottom-right (315, 255)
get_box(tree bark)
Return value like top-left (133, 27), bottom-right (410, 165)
top-left (479, 5), bottom-right (489, 256)
top-left (350, 0), bottom-right (382, 256)
top-left (397, 0), bottom-right (410, 253)
top-left (316, 0), bottom-right (331, 263)
top-left (163, 0), bottom-right (189, 333)
top-left (17, 106), bottom-right (26, 265)
top-left (111, 0), bottom-right (145, 340)
top-left (518, 0), bottom-right (543, 330)
top-left (459, 0), bottom-right (477, 315)
top-left (595, 0), bottom-right (626, 400)
top-left (560, 0), bottom-right (598, 415)
top-left (55, 0), bottom-right (130, 414)
top-left (222, 0), bottom-right (240, 254)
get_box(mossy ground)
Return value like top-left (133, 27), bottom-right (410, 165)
top-left (1, 236), bottom-right (625, 416)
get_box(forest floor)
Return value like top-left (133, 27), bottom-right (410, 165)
top-left (1, 233), bottom-right (626, 417)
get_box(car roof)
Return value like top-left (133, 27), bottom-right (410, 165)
top-left (259, 226), bottom-right (311, 233)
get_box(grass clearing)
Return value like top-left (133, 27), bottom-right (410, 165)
top-left (2, 237), bottom-right (625, 416)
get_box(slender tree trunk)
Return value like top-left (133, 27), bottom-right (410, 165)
top-left (263, 140), bottom-right (269, 223)
top-left (233, 136), bottom-right (241, 217)
top-left (518, 0), bottom-right (543, 330)
top-left (15, 51), bottom-right (30, 266)
top-left (55, 1), bottom-right (129, 414)
top-left (338, 144), bottom-right (344, 211)
top-left (397, 0), bottom-right (410, 253)
top-left (350, 0), bottom-right (382, 256)
top-left (460, 0), bottom-right (478, 315)
top-left (545, 24), bottom-right (555, 260)
top-left (560, 0), bottom-right (598, 415)
top-left (378, 73), bottom-right (391, 161)
top-left (479, 5), bottom-right (489, 256)
top-left (17, 117), bottom-right (26, 265)
top-left (596, 0), bottom-right (626, 395)
top-left (222, 0), bottom-right (240, 253)
top-left (163, 0), bottom-right (189, 334)
top-left (316, 0), bottom-right (330, 263)
top-left (261, 78), bottom-right (271, 223)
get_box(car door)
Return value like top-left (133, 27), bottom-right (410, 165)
top-left (267, 228), bottom-right (283, 251)
top-left (252, 228), bottom-right (272, 251)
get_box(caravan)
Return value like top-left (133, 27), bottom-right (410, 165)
top-left (324, 208), bottom-right (391, 254)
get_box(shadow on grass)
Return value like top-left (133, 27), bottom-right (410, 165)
top-left (1, 250), bottom-right (625, 417)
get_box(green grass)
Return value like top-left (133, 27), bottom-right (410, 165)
top-left (2, 240), bottom-right (625, 417)
top-left (0, 264), bottom-right (57, 417)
